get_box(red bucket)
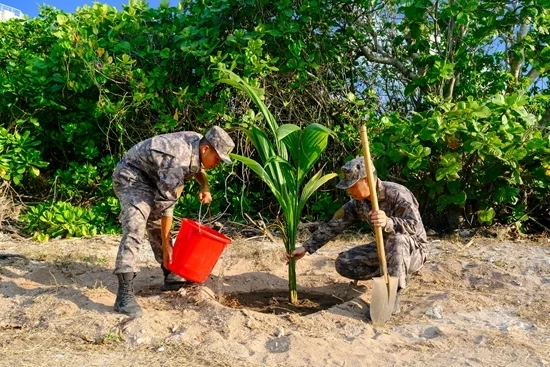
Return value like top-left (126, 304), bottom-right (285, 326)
top-left (167, 218), bottom-right (231, 283)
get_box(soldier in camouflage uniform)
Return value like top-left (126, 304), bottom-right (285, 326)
top-left (112, 126), bottom-right (235, 316)
top-left (290, 157), bottom-right (428, 316)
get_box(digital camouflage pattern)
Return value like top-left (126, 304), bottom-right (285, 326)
top-left (113, 179), bottom-right (167, 274)
top-left (336, 157), bottom-right (377, 189)
top-left (204, 125), bottom-right (235, 164)
top-left (112, 128), bottom-right (235, 274)
top-left (304, 158), bottom-right (428, 289)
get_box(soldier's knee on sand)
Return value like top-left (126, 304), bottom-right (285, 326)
top-left (334, 234), bottom-right (415, 282)
top-left (334, 253), bottom-right (373, 280)
top-left (334, 255), bottom-right (353, 279)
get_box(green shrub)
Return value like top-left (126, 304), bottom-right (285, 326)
top-left (0, 128), bottom-right (48, 185)
top-left (372, 94), bottom-right (549, 229)
top-left (21, 200), bottom-right (119, 242)
top-left (2, 1), bottom-right (549, 236)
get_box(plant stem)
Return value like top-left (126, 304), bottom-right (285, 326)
top-left (288, 257), bottom-right (298, 304)
top-left (286, 218), bottom-right (298, 304)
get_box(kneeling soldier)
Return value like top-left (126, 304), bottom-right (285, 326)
top-left (289, 157), bottom-right (428, 315)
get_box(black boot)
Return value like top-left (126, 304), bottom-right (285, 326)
top-left (161, 265), bottom-right (189, 291)
top-left (114, 273), bottom-right (143, 317)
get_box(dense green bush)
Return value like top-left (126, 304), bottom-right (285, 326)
top-left (1, 0), bottom-right (549, 240)
top-left (371, 94), bottom-right (549, 228)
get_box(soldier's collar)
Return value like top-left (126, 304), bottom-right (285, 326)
top-left (377, 179), bottom-right (386, 200)
top-left (190, 135), bottom-right (201, 171)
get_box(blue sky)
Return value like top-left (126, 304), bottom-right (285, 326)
top-left (11, 1), bottom-right (178, 18)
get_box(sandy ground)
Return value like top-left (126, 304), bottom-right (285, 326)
top-left (0, 230), bottom-right (549, 367)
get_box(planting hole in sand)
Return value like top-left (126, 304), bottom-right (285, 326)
top-left (219, 290), bottom-right (355, 315)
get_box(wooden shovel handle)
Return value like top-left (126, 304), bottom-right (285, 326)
top-left (359, 125), bottom-right (390, 283)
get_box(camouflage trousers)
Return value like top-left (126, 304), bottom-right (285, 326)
top-left (113, 179), bottom-right (165, 274)
top-left (335, 234), bottom-right (426, 289)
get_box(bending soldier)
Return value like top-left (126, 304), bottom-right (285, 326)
top-left (112, 126), bottom-right (235, 317)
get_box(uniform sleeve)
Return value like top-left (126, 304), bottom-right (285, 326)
top-left (383, 192), bottom-right (424, 237)
top-left (159, 201), bottom-right (176, 217)
top-left (303, 200), bottom-right (360, 254)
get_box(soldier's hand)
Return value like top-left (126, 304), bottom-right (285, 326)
top-left (286, 246), bottom-right (308, 264)
top-left (162, 238), bottom-right (173, 266)
top-left (369, 210), bottom-right (387, 227)
top-left (199, 189), bottom-right (212, 204)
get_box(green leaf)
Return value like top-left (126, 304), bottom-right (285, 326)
top-left (388, 148), bottom-right (405, 163)
top-left (247, 126), bottom-right (277, 165)
top-left (298, 171), bottom-right (338, 214)
top-left (281, 123), bottom-right (334, 186)
top-left (472, 106), bottom-right (491, 118)
top-left (517, 112), bottom-right (537, 126)
top-left (276, 124), bottom-right (300, 141)
top-left (503, 147), bottom-right (527, 162)
top-left (217, 69), bottom-right (287, 158)
top-left (229, 153), bottom-right (281, 198)
top-left (493, 186), bottom-right (519, 204)
top-left (451, 191), bottom-right (467, 205)
top-left (526, 138), bottom-right (546, 151)
top-left (436, 154), bottom-right (462, 181)
top-left (246, 127), bottom-right (286, 193)
top-left (30, 167), bottom-right (40, 177)
top-left (56, 14), bottom-right (68, 25)
top-left (159, 48), bottom-right (171, 59)
top-left (477, 208), bottom-right (496, 225)
top-left (492, 95), bottom-right (506, 106)
top-left (115, 41), bottom-right (131, 54)
top-left (446, 181), bottom-right (461, 194)
top-left (407, 158), bottom-right (422, 170)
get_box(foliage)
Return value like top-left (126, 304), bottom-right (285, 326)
top-left (172, 163), bottom-right (262, 221)
top-left (0, 128), bottom-right (48, 185)
top-left (372, 93), bottom-right (550, 227)
top-left (0, 0), bottom-right (548, 238)
top-left (307, 191), bottom-right (343, 222)
top-left (21, 200), bottom-right (119, 242)
top-left (51, 155), bottom-right (117, 202)
top-left (220, 70), bottom-right (337, 303)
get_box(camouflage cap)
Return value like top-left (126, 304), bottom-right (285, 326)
top-left (204, 126), bottom-right (235, 164)
top-left (336, 157), bottom-right (377, 189)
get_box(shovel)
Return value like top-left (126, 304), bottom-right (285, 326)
top-left (359, 125), bottom-right (399, 325)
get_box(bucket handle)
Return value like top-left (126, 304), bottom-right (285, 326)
top-left (197, 203), bottom-right (212, 232)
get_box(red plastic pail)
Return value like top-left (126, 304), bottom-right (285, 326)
top-left (167, 218), bottom-right (232, 283)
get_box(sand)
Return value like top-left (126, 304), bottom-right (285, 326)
top-left (0, 230), bottom-right (548, 366)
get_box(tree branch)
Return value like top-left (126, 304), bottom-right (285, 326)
top-left (445, 0), bottom-right (455, 61)
top-left (525, 68), bottom-right (541, 86)
top-left (541, 105), bottom-right (550, 127)
top-left (510, 21), bottom-right (531, 82)
top-left (446, 74), bottom-right (458, 100)
top-left (357, 43), bottom-right (417, 81)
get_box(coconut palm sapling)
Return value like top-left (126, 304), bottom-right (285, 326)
top-left (219, 70), bottom-right (337, 304)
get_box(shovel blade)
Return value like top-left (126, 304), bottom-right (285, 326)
top-left (369, 275), bottom-right (399, 326)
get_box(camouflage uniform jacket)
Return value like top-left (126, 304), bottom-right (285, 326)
top-left (113, 132), bottom-right (203, 217)
top-left (303, 180), bottom-right (428, 254)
